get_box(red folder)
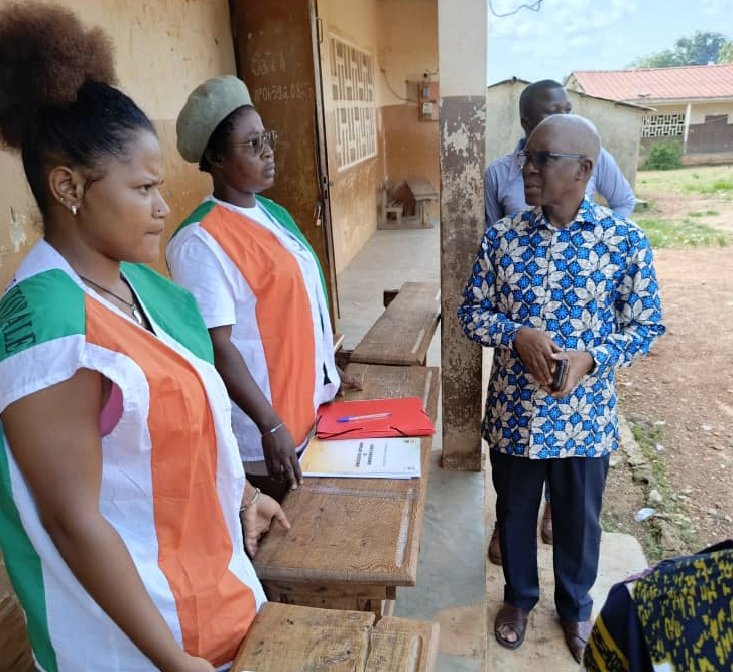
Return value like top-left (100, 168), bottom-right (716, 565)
top-left (316, 397), bottom-right (435, 439)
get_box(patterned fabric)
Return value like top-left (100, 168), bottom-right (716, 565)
top-left (584, 582), bottom-right (651, 671)
top-left (0, 241), bottom-right (265, 672)
top-left (458, 198), bottom-right (664, 459)
top-left (584, 541), bottom-right (733, 672)
top-left (634, 545), bottom-right (733, 671)
top-left (484, 139), bottom-right (636, 226)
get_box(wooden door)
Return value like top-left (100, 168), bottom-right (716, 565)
top-left (230, 0), bottom-right (339, 319)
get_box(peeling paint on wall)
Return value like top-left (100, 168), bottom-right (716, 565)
top-left (0, 204), bottom-right (37, 274)
top-left (0, 0), bottom-right (235, 289)
top-left (9, 208), bottom-right (29, 253)
top-left (442, 123), bottom-right (471, 156)
top-left (440, 95), bottom-right (486, 471)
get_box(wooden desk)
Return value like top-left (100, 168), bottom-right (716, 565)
top-left (232, 602), bottom-right (439, 672)
top-left (405, 176), bottom-right (438, 227)
top-left (350, 282), bottom-right (441, 367)
top-left (253, 364), bottom-right (439, 613)
top-left (0, 559), bottom-right (32, 672)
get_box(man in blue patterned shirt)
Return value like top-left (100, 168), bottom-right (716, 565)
top-left (485, 81), bottom-right (636, 565)
top-left (459, 114), bottom-right (664, 662)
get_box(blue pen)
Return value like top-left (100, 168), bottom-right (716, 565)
top-left (337, 412), bottom-right (392, 423)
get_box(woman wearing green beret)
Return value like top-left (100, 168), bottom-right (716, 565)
top-left (168, 76), bottom-right (345, 500)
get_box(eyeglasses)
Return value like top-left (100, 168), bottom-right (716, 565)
top-left (231, 130), bottom-right (278, 155)
top-left (518, 150), bottom-right (587, 170)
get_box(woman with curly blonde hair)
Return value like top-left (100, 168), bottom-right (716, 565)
top-left (0, 4), bottom-right (287, 670)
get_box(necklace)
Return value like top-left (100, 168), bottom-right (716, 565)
top-left (79, 274), bottom-right (143, 326)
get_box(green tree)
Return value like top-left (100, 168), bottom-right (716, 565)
top-left (630, 31), bottom-right (730, 68)
top-left (719, 41), bottom-right (733, 63)
top-left (632, 49), bottom-right (684, 68)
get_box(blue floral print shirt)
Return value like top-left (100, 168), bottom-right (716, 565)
top-left (458, 198), bottom-right (665, 459)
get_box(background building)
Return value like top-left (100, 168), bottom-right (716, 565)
top-left (486, 77), bottom-right (649, 189)
top-left (567, 64), bottom-right (733, 165)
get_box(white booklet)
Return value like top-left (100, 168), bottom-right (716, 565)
top-left (299, 436), bottom-right (421, 479)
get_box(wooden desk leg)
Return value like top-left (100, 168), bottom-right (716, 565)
top-left (380, 586), bottom-right (397, 619)
top-left (417, 202), bottom-right (427, 228)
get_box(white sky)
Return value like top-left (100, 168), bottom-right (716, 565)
top-left (487, 0), bottom-right (733, 84)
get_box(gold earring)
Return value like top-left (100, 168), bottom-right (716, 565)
top-left (71, 205), bottom-right (78, 216)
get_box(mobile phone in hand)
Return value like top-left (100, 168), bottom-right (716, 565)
top-left (551, 358), bottom-right (569, 392)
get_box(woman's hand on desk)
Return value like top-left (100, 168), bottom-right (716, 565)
top-left (209, 325), bottom-right (302, 489)
top-left (242, 491), bottom-right (291, 558)
top-left (262, 424), bottom-right (302, 489)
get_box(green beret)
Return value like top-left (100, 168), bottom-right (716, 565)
top-left (176, 75), bottom-right (253, 163)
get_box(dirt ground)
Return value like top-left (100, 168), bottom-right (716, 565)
top-left (603, 168), bottom-right (733, 560)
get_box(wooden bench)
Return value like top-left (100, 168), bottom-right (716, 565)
top-left (384, 199), bottom-right (405, 226)
top-left (232, 602), bottom-right (439, 672)
top-left (405, 176), bottom-right (438, 228)
top-left (253, 363), bottom-right (439, 614)
top-left (350, 282), bottom-right (441, 367)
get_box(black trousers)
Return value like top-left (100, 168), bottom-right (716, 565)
top-left (490, 450), bottom-right (610, 622)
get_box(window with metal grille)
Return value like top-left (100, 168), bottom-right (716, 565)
top-left (641, 112), bottom-right (686, 138)
top-left (329, 36), bottom-right (376, 170)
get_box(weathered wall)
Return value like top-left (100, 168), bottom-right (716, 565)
top-left (571, 96), bottom-right (645, 189)
top-left (318, 0), bottom-right (383, 272)
top-left (231, 0), bottom-right (339, 319)
top-left (381, 105), bottom-right (440, 197)
top-left (439, 0), bottom-right (485, 470)
top-left (688, 115), bottom-right (733, 154)
top-left (486, 79), bottom-right (645, 188)
top-left (377, 0), bottom-right (440, 195)
top-left (0, 0), bottom-right (236, 288)
top-left (485, 80), bottom-right (522, 161)
top-left (318, 0), bottom-right (440, 272)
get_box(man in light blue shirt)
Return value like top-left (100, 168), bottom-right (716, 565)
top-left (484, 80), bottom-right (636, 565)
top-left (485, 80), bottom-right (636, 227)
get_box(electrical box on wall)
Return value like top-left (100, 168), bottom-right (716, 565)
top-left (418, 79), bottom-right (439, 121)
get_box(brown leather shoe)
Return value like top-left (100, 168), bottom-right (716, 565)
top-left (488, 521), bottom-right (502, 565)
top-left (540, 503), bottom-right (553, 545)
top-left (560, 620), bottom-right (591, 663)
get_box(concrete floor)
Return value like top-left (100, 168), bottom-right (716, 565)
top-left (339, 227), bottom-right (485, 671)
top-left (338, 227), bottom-right (486, 672)
top-left (336, 226), bottom-right (648, 672)
top-left (336, 226), bottom-right (441, 350)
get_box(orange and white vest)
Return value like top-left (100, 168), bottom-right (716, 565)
top-left (0, 241), bottom-right (265, 672)
top-left (167, 196), bottom-right (339, 462)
